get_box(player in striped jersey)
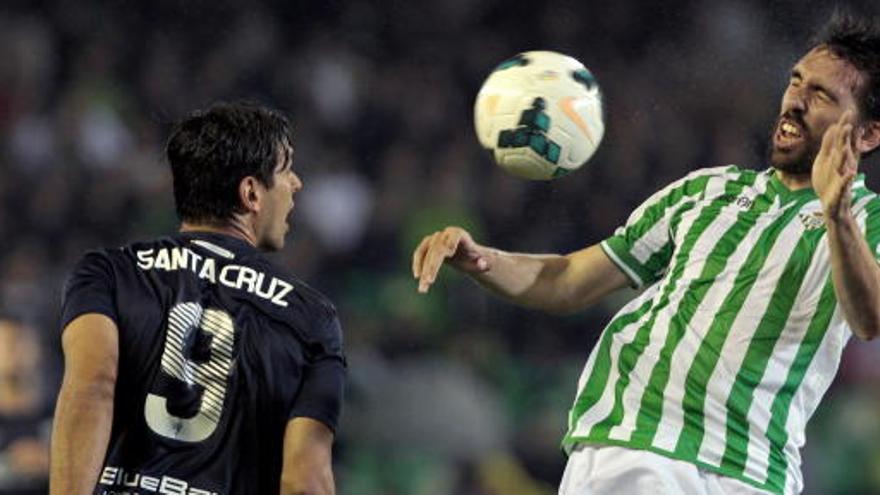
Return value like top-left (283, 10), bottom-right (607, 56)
top-left (413, 13), bottom-right (880, 495)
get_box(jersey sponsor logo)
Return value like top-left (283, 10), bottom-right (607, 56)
top-left (718, 194), bottom-right (754, 209)
top-left (135, 247), bottom-right (294, 307)
top-left (99, 466), bottom-right (218, 495)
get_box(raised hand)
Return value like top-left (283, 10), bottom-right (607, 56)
top-left (812, 110), bottom-right (860, 221)
top-left (412, 227), bottom-right (491, 293)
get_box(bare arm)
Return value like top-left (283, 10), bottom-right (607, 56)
top-left (279, 417), bottom-right (335, 495)
top-left (412, 226), bottom-right (630, 313)
top-left (50, 313), bottom-right (118, 495)
top-left (814, 112), bottom-right (880, 340)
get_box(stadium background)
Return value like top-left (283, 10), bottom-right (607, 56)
top-left (2, 0), bottom-right (880, 493)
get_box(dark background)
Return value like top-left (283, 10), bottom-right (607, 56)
top-left (2, 1), bottom-right (880, 493)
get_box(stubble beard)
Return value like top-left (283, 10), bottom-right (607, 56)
top-left (767, 122), bottom-right (821, 176)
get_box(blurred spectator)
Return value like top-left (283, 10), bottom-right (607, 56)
top-left (0, 318), bottom-right (50, 494)
top-left (0, 0), bottom-right (879, 493)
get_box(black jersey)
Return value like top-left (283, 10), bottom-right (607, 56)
top-left (60, 232), bottom-right (345, 495)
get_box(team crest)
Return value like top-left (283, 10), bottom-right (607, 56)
top-left (798, 211), bottom-right (825, 230)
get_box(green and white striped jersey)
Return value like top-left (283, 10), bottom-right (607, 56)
top-left (564, 165), bottom-right (880, 495)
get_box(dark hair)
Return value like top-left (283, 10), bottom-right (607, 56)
top-left (813, 10), bottom-right (880, 122)
top-left (166, 101), bottom-right (294, 225)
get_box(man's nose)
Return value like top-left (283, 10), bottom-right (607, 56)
top-left (785, 88), bottom-right (807, 114)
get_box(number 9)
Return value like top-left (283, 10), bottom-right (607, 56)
top-left (145, 302), bottom-right (236, 442)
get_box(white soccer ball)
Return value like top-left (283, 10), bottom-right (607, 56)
top-left (474, 51), bottom-right (604, 180)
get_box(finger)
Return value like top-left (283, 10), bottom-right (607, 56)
top-left (412, 235), bottom-right (432, 278)
top-left (463, 243), bottom-right (491, 272)
top-left (441, 229), bottom-right (458, 254)
top-left (475, 257), bottom-right (489, 271)
top-left (416, 233), bottom-right (441, 290)
top-left (848, 120), bottom-right (863, 160)
top-left (843, 135), bottom-right (859, 180)
top-left (428, 231), bottom-right (459, 275)
top-left (838, 123), bottom-right (851, 149)
top-left (833, 123), bottom-right (852, 171)
top-left (418, 233), bottom-right (455, 292)
top-left (843, 126), bottom-right (859, 170)
top-left (818, 122), bottom-right (837, 161)
top-left (421, 232), bottom-right (446, 275)
top-left (836, 109), bottom-right (855, 128)
top-left (836, 111), bottom-right (858, 159)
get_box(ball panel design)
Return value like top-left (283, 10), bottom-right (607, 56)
top-left (474, 51), bottom-right (604, 180)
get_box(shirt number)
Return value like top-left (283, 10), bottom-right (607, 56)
top-left (145, 302), bottom-right (236, 442)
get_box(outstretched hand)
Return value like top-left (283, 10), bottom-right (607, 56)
top-left (813, 110), bottom-right (860, 221)
top-left (412, 227), bottom-right (491, 293)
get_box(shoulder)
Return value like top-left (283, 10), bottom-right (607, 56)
top-left (241, 253), bottom-right (343, 340)
top-left (278, 273), bottom-right (344, 356)
top-left (650, 165), bottom-right (746, 195)
top-left (848, 175), bottom-right (880, 218)
top-left (287, 277), bottom-right (341, 331)
top-left (63, 236), bottom-right (182, 296)
top-left (65, 248), bottom-right (118, 285)
top-left (857, 191), bottom-right (880, 223)
top-left (683, 164), bottom-right (743, 180)
top-left (73, 237), bottom-right (178, 268)
top-left (676, 164), bottom-right (757, 189)
top-left (633, 165), bottom-right (748, 213)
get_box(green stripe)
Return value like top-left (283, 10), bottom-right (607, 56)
top-left (587, 201), bottom-right (702, 439)
top-left (632, 174), bottom-right (762, 443)
top-left (673, 195), bottom-right (806, 460)
top-left (719, 222), bottom-right (825, 474)
top-left (605, 174), bottom-right (714, 283)
top-left (627, 175), bottom-right (711, 235)
top-left (852, 182), bottom-right (874, 203)
top-left (559, 435), bottom-right (784, 494)
top-left (862, 197), bottom-right (880, 254)
top-left (562, 298), bottom-right (654, 446)
top-left (763, 279), bottom-right (837, 492)
top-left (602, 237), bottom-right (652, 286)
top-left (642, 239), bottom-right (674, 281)
top-left (603, 169), bottom-right (742, 287)
top-left (853, 189), bottom-right (873, 203)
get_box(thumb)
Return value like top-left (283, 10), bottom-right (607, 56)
top-left (469, 249), bottom-right (491, 272)
top-left (475, 257), bottom-right (489, 271)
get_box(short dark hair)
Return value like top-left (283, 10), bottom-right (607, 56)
top-left (813, 10), bottom-right (880, 122)
top-left (166, 102), bottom-right (294, 225)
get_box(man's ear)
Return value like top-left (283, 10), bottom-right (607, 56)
top-left (857, 120), bottom-right (880, 154)
top-left (238, 176), bottom-right (262, 214)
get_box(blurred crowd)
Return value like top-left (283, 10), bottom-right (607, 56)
top-left (2, 0), bottom-right (880, 493)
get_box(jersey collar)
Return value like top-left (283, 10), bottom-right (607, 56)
top-left (177, 231), bottom-right (260, 259)
top-left (766, 167), bottom-right (868, 204)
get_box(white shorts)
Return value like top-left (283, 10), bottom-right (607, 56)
top-left (559, 444), bottom-right (772, 495)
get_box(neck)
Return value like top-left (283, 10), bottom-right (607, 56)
top-left (774, 169), bottom-right (812, 191)
top-left (180, 218), bottom-right (258, 247)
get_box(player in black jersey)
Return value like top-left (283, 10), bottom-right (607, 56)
top-left (50, 102), bottom-right (345, 495)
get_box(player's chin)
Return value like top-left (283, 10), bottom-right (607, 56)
top-left (771, 151), bottom-right (814, 175)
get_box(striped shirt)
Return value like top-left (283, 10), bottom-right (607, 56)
top-left (564, 166), bottom-right (880, 494)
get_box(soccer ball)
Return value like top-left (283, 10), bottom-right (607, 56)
top-left (474, 51), bottom-right (604, 180)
